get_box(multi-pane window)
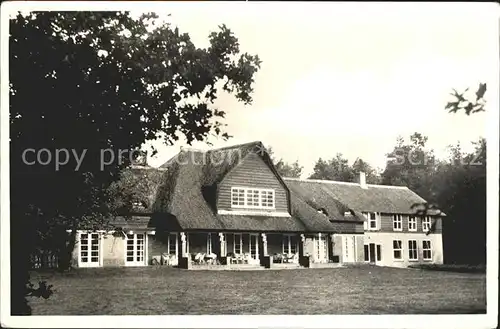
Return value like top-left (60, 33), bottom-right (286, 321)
top-left (230, 187), bottom-right (275, 209)
top-left (423, 240), bottom-right (432, 260)
top-left (393, 215), bottom-right (403, 231)
top-left (362, 212), bottom-right (378, 230)
top-left (408, 240), bottom-right (418, 261)
top-left (167, 233), bottom-right (178, 256)
top-left (234, 233), bottom-right (242, 254)
top-left (246, 189), bottom-right (260, 207)
top-left (408, 216), bottom-right (417, 231)
top-left (126, 233), bottom-right (145, 265)
top-left (393, 240), bottom-right (403, 260)
top-left (231, 188), bottom-right (245, 207)
top-left (79, 232), bottom-right (101, 267)
top-left (261, 190), bottom-right (275, 208)
top-left (207, 233), bottom-right (213, 254)
top-left (282, 235), bottom-right (298, 255)
top-left (422, 216), bottom-right (432, 232)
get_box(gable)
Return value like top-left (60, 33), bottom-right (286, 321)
top-left (217, 152), bottom-right (289, 213)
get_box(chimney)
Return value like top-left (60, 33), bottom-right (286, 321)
top-left (358, 171), bottom-right (367, 189)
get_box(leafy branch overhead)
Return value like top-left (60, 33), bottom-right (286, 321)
top-left (9, 11), bottom-right (261, 314)
top-left (446, 83), bottom-right (487, 115)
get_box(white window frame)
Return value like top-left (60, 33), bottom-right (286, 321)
top-left (342, 235), bottom-right (356, 263)
top-left (422, 240), bottom-right (432, 261)
top-left (78, 231), bottom-right (103, 268)
top-left (166, 232), bottom-right (178, 257)
top-left (408, 216), bottom-right (417, 232)
top-left (393, 214), bottom-right (403, 231)
top-left (233, 233), bottom-right (243, 255)
top-left (125, 233), bottom-right (147, 266)
top-left (207, 233), bottom-right (213, 254)
top-left (282, 234), bottom-right (298, 255)
top-left (230, 187), bottom-right (276, 210)
top-left (362, 212), bottom-right (379, 231)
top-left (408, 240), bottom-right (418, 261)
top-left (393, 240), bottom-right (403, 261)
top-left (422, 216), bottom-right (432, 232)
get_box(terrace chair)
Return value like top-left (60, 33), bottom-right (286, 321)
top-left (242, 253), bottom-right (251, 264)
top-left (194, 253), bottom-right (205, 265)
top-left (204, 252), bottom-right (217, 265)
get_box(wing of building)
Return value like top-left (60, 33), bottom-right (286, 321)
top-left (64, 141), bottom-right (445, 270)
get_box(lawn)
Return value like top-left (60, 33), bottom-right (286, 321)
top-left (28, 265), bottom-right (486, 315)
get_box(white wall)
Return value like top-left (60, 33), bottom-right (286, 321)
top-left (363, 232), bottom-right (443, 268)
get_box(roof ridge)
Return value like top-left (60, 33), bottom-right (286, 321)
top-left (208, 140), bottom-right (262, 152)
top-left (283, 177), bottom-right (409, 190)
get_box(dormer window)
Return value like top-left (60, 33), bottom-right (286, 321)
top-left (317, 208), bottom-right (328, 216)
top-left (362, 212), bottom-right (379, 230)
top-left (231, 187), bottom-right (275, 209)
top-left (132, 200), bottom-right (147, 211)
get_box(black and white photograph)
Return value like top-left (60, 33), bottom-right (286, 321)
top-left (0, 1), bottom-right (498, 328)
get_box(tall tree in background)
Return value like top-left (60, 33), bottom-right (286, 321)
top-left (266, 147), bottom-right (303, 178)
top-left (381, 133), bottom-right (437, 202)
top-left (433, 139), bottom-right (486, 265)
top-left (309, 154), bottom-right (380, 183)
top-left (10, 11), bottom-right (261, 314)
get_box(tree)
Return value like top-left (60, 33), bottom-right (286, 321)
top-left (381, 133), bottom-right (437, 202)
top-left (309, 154), bottom-right (380, 183)
top-left (266, 147), bottom-right (303, 178)
top-left (10, 11), bottom-right (261, 314)
top-left (446, 83), bottom-right (487, 115)
top-left (432, 139), bottom-right (486, 265)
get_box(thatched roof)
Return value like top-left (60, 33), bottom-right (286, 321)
top-left (110, 142), bottom-right (366, 233)
top-left (283, 178), bottom-right (444, 216)
top-left (153, 141), bottom-right (357, 232)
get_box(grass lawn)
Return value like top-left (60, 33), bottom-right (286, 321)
top-left (28, 265), bottom-right (486, 315)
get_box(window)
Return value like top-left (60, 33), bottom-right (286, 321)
top-left (167, 233), bottom-right (178, 256)
top-left (282, 235), bottom-right (298, 255)
top-left (343, 236), bottom-right (356, 263)
top-left (393, 215), bottom-right (402, 231)
top-left (261, 190), bottom-right (275, 208)
top-left (393, 240), bottom-right (403, 260)
top-left (79, 232), bottom-right (101, 267)
top-left (408, 240), bottom-right (418, 261)
top-left (230, 187), bottom-right (275, 209)
top-left (231, 188), bottom-right (245, 207)
top-left (408, 216), bottom-right (417, 231)
top-left (423, 240), bottom-right (432, 260)
top-left (126, 233), bottom-right (146, 266)
top-left (207, 233), bottom-right (213, 254)
top-left (246, 189), bottom-right (260, 207)
top-left (422, 216), bottom-right (432, 232)
top-left (234, 233), bottom-right (242, 254)
top-left (376, 245), bottom-right (381, 261)
top-left (364, 245), bottom-right (369, 262)
top-left (362, 212), bottom-right (378, 230)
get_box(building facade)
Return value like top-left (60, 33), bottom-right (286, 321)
top-left (69, 141), bottom-right (444, 269)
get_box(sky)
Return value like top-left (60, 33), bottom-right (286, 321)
top-left (141, 2), bottom-right (498, 177)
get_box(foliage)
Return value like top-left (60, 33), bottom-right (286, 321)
top-left (266, 147), bottom-right (303, 178)
top-left (309, 154), bottom-right (380, 183)
top-left (10, 11), bottom-right (260, 314)
top-left (381, 133), bottom-right (437, 201)
top-left (446, 83), bottom-right (487, 115)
